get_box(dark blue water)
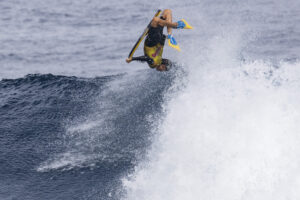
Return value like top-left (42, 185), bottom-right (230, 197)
top-left (2, 0), bottom-right (300, 199)
top-left (0, 72), bottom-right (176, 200)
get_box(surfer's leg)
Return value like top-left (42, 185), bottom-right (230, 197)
top-left (151, 9), bottom-right (177, 29)
top-left (162, 9), bottom-right (173, 35)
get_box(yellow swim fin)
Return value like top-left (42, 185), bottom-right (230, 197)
top-left (168, 40), bottom-right (181, 51)
top-left (181, 19), bottom-right (193, 29)
top-left (168, 34), bottom-right (181, 51)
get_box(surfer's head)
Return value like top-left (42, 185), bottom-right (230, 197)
top-left (156, 64), bottom-right (168, 71)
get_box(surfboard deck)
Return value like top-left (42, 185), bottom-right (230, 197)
top-left (128, 10), bottom-right (162, 59)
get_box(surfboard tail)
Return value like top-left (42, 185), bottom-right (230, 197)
top-left (181, 19), bottom-right (193, 29)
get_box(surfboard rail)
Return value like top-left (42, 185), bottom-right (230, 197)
top-left (128, 10), bottom-right (162, 59)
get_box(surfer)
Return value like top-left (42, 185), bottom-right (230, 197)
top-left (126, 9), bottom-right (192, 71)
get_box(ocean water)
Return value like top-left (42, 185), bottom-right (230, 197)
top-left (1, 0), bottom-right (300, 199)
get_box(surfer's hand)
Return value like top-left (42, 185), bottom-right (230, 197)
top-left (126, 58), bottom-right (132, 63)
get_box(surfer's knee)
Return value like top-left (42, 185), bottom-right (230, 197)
top-left (151, 16), bottom-right (160, 27)
top-left (152, 16), bottom-right (160, 23)
top-left (162, 9), bottom-right (172, 21)
top-left (163, 9), bottom-right (172, 15)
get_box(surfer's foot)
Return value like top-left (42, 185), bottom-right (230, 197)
top-left (126, 58), bottom-right (132, 63)
top-left (167, 34), bottom-right (177, 45)
top-left (176, 19), bottom-right (193, 29)
top-left (168, 34), bottom-right (181, 51)
top-left (176, 20), bottom-right (186, 29)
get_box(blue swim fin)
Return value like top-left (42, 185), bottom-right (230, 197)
top-left (177, 19), bottom-right (193, 29)
top-left (168, 34), bottom-right (181, 51)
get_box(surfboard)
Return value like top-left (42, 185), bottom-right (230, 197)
top-left (128, 10), bottom-right (162, 59)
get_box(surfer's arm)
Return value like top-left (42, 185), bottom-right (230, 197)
top-left (131, 56), bottom-right (151, 62)
top-left (127, 56), bottom-right (154, 65)
top-left (151, 17), bottom-right (177, 28)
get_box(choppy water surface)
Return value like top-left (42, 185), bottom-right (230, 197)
top-left (1, 0), bottom-right (300, 199)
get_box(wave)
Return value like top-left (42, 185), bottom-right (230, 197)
top-left (0, 70), bottom-right (181, 199)
top-left (0, 71), bottom-right (176, 173)
top-left (123, 59), bottom-right (300, 200)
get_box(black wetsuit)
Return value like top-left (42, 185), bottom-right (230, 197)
top-left (131, 16), bottom-right (172, 69)
top-left (145, 23), bottom-right (165, 47)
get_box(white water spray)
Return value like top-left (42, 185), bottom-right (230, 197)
top-left (123, 30), bottom-right (300, 199)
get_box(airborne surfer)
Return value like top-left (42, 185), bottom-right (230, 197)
top-left (126, 9), bottom-right (192, 71)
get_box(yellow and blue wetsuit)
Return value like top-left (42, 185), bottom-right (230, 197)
top-left (131, 19), bottom-right (172, 70)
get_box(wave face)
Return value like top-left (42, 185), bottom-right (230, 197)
top-left (123, 59), bottom-right (300, 199)
top-left (1, 0), bottom-right (300, 199)
top-left (0, 72), bottom-right (176, 199)
top-left (122, 0), bottom-right (300, 199)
